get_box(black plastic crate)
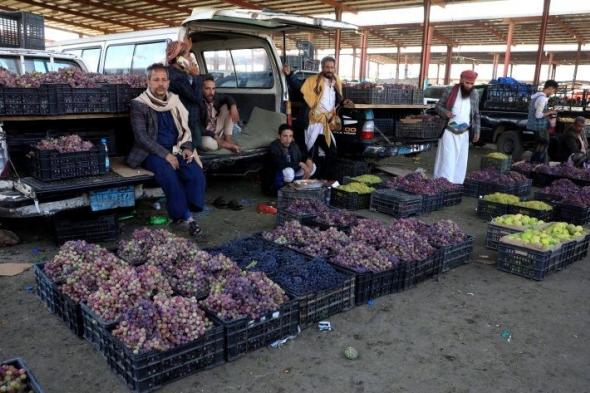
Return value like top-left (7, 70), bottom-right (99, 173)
top-left (113, 85), bottom-right (144, 112)
top-left (343, 85), bottom-right (387, 104)
top-left (480, 156), bottom-right (512, 173)
top-left (0, 11), bottom-right (45, 50)
top-left (328, 158), bottom-right (370, 183)
top-left (384, 86), bottom-right (413, 104)
top-left (533, 191), bottom-right (561, 204)
top-left (476, 199), bottom-right (510, 221)
top-left (0, 86), bottom-right (52, 115)
top-left (412, 89), bottom-right (424, 105)
top-left (532, 171), bottom-right (560, 187)
top-left (275, 210), bottom-right (317, 227)
top-left (330, 263), bottom-right (404, 306)
top-left (439, 236), bottom-right (474, 272)
top-left (369, 189), bottom-right (422, 218)
top-left (104, 324), bottom-right (225, 393)
top-left (555, 203), bottom-right (590, 225)
top-left (29, 145), bottom-right (107, 182)
top-left (483, 84), bottom-right (533, 112)
top-left (52, 84), bottom-right (117, 114)
top-left (54, 213), bottom-right (118, 244)
top-left (573, 234), bottom-right (590, 263)
top-left (485, 223), bottom-right (521, 250)
top-left (373, 118), bottom-right (395, 136)
top-left (420, 192), bottom-right (444, 212)
top-left (291, 275), bottom-right (355, 328)
top-left (514, 178), bottom-right (533, 198)
top-left (507, 205), bottom-right (554, 221)
top-left (1, 358), bottom-right (45, 393)
top-left (396, 117), bottom-right (444, 139)
top-left (558, 240), bottom-right (577, 268)
top-left (443, 187), bottom-right (463, 206)
top-left (80, 303), bottom-right (118, 354)
top-left (277, 185), bottom-right (329, 210)
top-left (403, 255), bottom-right (440, 288)
top-left (208, 300), bottom-right (299, 362)
top-left (330, 187), bottom-right (372, 210)
top-left (55, 292), bottom-right (84, 338)
top-left (33, 263), bottom-right (60, 314)
top-left (462, 179), bottom-right (479, 197)
top-left (496, 242), bottom-right (562, 281)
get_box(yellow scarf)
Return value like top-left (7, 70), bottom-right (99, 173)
top-left (301, 74), bottom-right (342, 147)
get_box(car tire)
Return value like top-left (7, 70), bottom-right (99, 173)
top-left (496, 130), bottom-right (524, 160)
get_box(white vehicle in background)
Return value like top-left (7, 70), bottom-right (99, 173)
top-left (0, 48), bottom-right (87, 74)
top-left (48, 28), bottom-right (179, 74)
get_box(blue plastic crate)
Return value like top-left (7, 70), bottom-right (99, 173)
top-left (89, 186), bottom-right (135, 212)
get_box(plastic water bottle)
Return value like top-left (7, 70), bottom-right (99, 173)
top-left (101, 138), bottom-right (110, 172)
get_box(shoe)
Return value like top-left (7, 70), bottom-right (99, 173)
top-left (188, 221), bottom-right (202, 237)
top-left (227, 200), bottom-right (244, 211)
top-left (212, 196), bottom-right (227, 208)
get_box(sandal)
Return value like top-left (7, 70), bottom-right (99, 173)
top-left (189, 221), bottom-right (202, 237)
top-left (227, 200), bottom-right (244, 211)
top-left (212, 196), bottom-right (227, 208)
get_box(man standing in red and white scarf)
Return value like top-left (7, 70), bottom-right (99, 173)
top-left (433, 70), bottom-right (481, 184)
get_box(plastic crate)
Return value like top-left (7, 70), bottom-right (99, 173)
top-left (485, 223), bottom-right (521, 250)
top-left (514, 179), bottom-right (533, 198)
top-left (0, 11), bottom-right (45, 50)
top-left (275, 210), bottom-right (317, 227)
top-left (208, 300), bottom-right (299, 362)
top-left (573, 234), bottom-right (590, 263)
top-left (395, 117), bottom-right (444, 139)
top-left (462, 179), bottom-right (479, 197)
top-left (555, 203), bottom-right (590, 225)
top-left (443, 187), bottom-right (463, 206)
top-left (507, 205), bottom-right (554, 221)
top-left (412, 89), bottom-right (424, 105)
top-left (291, 274), bottom-right (355, 328)
top-left (439, 236), bottom-right (474, 272)
top-left (89, 186), bottom-right (136, 212)
top-left (29, 145), bottom-right (107, 182)
top-left (330, 187), bottom-right (371, 210)
top-left (54, 213), bottom-right (118, 244)
top-left (558, 240), bottom-right (577, 268)
top-left (483, 84), bottom-right (534, 112)
top-left (370, 189), bottom-right (422, 218)
top-left (277, 185), bottom-right (329, 210)
top-left (480, 156), bottom-right (512, 173)
top-left (384, 86), bottom-right (413, 104)
top-left (476, 199), bottom-right (510, 221)
top-left (330, 263), bottom-right (404, 306)
top-left (33, 263), bottom-right (60, 314)
top-left (0, 86), bottom-right (52, 115)
top-left (533, 191), bottom-right (561, 204)
top-left (496, 242), bottom-right (563, 281)
top-left (374, 118), bottom-right (395, 136)
top-left (403, 255), bottom-right (440, 288)
top-left (327, 158), bottom-right (370, 183)
top-left (104, 324), bottom-right (225, 393)
top-left (113, 85), bottom-right (144, 112)
top-left (343, 85), bottom-right (387, 104)
top-left (50, 84), bottom-right (117, 114)
top-left (1, 358), bottom-right (45, 393)
top-left (80, 303), bottom-right (118, 354)
top-left (420, 192), bottom-right (444, 212)
top-left (532, 171), bottom-right (560, 187)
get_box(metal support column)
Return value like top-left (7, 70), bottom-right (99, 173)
top-left (572, 41), bottom-right (582, 92)
top-left (492, 53), bottom-right (500, 80)
top-left (546, 52), bottom-right (554, 80)
top-left (533, 0), bottom-right (551, 85)
top-left (444, 44), bottom-right (452, 84)
top-left (334, 8), bottom-right (342, 74)
top-left (352, 47), bottom-right (357, 81)
top-left (418, 0), bottom-right (432, 89)
top-left (436, 64), bottom-right (440, 85)
top-left (396, 46), bottom-right (401, 81)
top-left (404, 55), bottom-right (409, 79)
top-left (503, 22), bottom-right (515, 77)
top-left (359, 31), bottom-right (369, 80)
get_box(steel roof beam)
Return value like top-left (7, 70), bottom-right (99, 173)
top-left (69, 0), bottom-right (179, 27)
top-left (316, 0), bottom-right (357, 14)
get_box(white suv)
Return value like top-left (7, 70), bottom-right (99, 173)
top-left (0, 48), bottom-right (87, 75)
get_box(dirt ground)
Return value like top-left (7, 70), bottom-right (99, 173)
top-left (1, 145), bottom-right (589, 393)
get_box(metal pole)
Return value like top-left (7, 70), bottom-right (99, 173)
top-left (396, 46), bottom-right (401, 81)
top-left (533, 0), bottom-right (551, 86)
top-left (492, 53), bottom-right (499, 80)
top-left (359, 31), bottom-right (369, 80)
top-left (573, 41), bottom-right (582, 92)
top-left (334, 8), bottom-right (342, 74)
top-left (444, 44), bottom-right (452, 84)
top-left (546, 52), bottom-right (554, 80)
top-left (418, 0), bottom-right (432, 89)
top-left (503, 22), bottom-right (514, 77)
top-left (424, 26), bottom-right (434, 85)
top-left (352, 47), bottom-right (357, 81)
top-left (404, 55), bottom-right (409, 79)
top-left (282, 32), bottom-right (287, 64)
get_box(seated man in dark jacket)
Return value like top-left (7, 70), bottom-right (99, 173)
top-left (128, 63), bottom-right (206, 235)
top-left (270, 124), bottom-right (316, 190)
top-left (560, 116), bottom-right (588, 161)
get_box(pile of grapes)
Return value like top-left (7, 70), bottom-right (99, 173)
top-left (385, 172), bottom-right (457, 195)
top-left (534, 163), bottom-right (590, 181)
top-left (541, 179), bottom-right (590, 207)
top-left (35, 134), bottom-right (94, 153)
top-left (283, 199), bottom-right (328, 216)
top-left (0, 362), bottom-right (34, 393)
top-left (0, 67), bottom-right (146, 88)
top-left (466, 168), bottom-right (528, 185)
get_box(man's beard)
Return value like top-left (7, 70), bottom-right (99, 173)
top-left (205, 94), bottom-right (214, 103)
top-left (460, 85), bottom-right (472, 97)
top-left (322, 72), bottom-right (334, 80)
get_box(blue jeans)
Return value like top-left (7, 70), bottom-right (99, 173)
top-left (143, 154), bottom-right (206, 220)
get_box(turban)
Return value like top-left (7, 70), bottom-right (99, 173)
top-left (166, 41), bottom-right (188, 65)
top-left (460, 70), bottom-right (478, 82)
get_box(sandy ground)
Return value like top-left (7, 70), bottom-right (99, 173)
top-left (1, 145), bottom-right (589, 393)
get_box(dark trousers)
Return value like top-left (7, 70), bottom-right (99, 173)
top-left (309, 136), bottom-right (337, 179)
top-left (143, 153), bottom-right (206, 221)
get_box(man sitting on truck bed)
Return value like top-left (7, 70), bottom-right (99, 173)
top-left (269, 123), bottom-right (316, 190)
top-left (199, 74), bottom-right (241, 154)
top-left (128, 63), bottom-right (205, 236)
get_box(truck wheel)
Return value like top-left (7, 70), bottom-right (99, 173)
top-left (496, 130), bottom-right (524, 160)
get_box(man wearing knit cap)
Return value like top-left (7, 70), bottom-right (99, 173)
top-left (433, 69), bottom-right (481, 184)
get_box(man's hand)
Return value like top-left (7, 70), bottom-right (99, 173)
top-left (230, 105), bottom-right (240, 123)
top-left (182, 148), bottom-right (194, 163)
top-left (282, 64), bottom-right (291, 76)
top-left (472, 134), bottom-right (480, 143)
top-left (342, 99), bottom-right (354, 107)
top-left (188, 62), bottom-right (199, 76)
top-left (447, 110), bottom-right (455, 119)
top-left (165, 153), bottom-right (180, 170)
